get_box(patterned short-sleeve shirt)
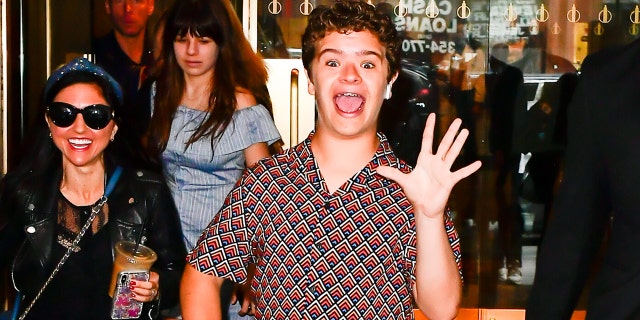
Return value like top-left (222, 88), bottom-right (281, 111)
top-left (187, 132), bottom-right (462, 319)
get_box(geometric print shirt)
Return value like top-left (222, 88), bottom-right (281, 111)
top-left (187, 132), bottom-right (462, 319)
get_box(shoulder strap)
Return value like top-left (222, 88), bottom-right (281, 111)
top-left (105, 166), bottom-right (123, 198)
top-left (17, 166), bottom-right (123, 320)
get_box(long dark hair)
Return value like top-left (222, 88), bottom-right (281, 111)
top-left (147, 0), bottom-right (272, 155)
top-left (0, 69), bottom-right (143, 270)
top-left (6, 71), bottom-right (143, 186)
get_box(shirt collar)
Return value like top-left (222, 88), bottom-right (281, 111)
top-left (290, 131), bottom-right (406, 177)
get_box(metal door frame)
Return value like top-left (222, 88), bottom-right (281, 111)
top-left (243, 0), bottom-right (315, 148)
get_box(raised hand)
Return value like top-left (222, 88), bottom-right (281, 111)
top-left (376, 113), bottom-right (481, 218)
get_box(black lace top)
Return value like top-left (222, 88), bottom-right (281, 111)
top-left (24, 192), bottom-right (118, 320)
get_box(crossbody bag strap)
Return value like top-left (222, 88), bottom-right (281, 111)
top-left (17, 166), bottom-right (123, 320)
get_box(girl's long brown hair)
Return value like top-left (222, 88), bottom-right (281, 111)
top-left (147, 0), bottom-right (272, 156)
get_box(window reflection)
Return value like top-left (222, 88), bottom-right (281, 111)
top-left (258, 5), bottom-right (290, 58)
top-left (256, 0), bottom-right (638, 310)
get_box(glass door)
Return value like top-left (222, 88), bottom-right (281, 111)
top-left (243, 0), bottom-right (639, 312)
top-left (246, 0), bottom-right (317, 148)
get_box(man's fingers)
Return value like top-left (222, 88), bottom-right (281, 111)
top-left (453, 160), bottom-right (482, 182)
top-left (442, 128), bottom-right (469, 166)
top-left (435, 118), bottom-right (462, 160)
top-left (420, 113), bottom-right (437, 157)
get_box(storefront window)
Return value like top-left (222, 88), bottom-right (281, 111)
top-left (257, 0), bottom-right (640, 310)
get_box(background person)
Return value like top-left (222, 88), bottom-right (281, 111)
top-left (145, 0), bottom-right (281, 318)
top-left (180, 1), bottom-right (481, 319)
top-left (446, 17), bottom-right (485, 166)
top-left (0, 58), bottom-right (186, 319)
top-left (94, 0), bottom-right (156, 141)
top-left (480, 43), bottom-right (525, 284)
top-left (526, 37), bottom-right (640, 320)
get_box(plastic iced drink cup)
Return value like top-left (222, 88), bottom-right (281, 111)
top-left (108, 240), bottom-right (157, 297)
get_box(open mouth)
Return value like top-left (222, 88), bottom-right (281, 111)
top-left (334, 92), bottom-right (364, 114)
top-left (69, 138), bottom-right (92, 150)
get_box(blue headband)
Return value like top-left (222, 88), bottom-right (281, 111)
top-left (44, 57), bottom-right (124, 105)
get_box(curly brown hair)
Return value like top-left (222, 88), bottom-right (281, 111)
top-left (301, 0), bottom-right (401, 82)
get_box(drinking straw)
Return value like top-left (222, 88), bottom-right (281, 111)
top-left (133, 220), bottom-right (147, 254)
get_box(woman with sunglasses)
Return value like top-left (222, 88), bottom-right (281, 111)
top-left (146, 0), bottom-right (281, 318)
top-left (0, 58), bottom-right (186, 319)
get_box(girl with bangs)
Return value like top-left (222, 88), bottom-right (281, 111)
top-left (145, 0), bottom-right (281, 318)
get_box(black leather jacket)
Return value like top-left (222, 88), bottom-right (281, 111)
top-left (0, 166), bottom-right (186, 315)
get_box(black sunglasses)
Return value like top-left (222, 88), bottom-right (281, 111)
top-left (46, 102), bottom-right (114, 130)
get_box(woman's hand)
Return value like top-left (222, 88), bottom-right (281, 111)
top-left (131, 271), bottom-right (160, 302)
top-left (231, 263), bottom-right (256, 316)
top-left (232, 281), bottom-right (255, 316)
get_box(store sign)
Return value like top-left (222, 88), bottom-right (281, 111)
top-left (393, 0), bottom-right (466, 54)
top-left (392, 0), bottom-right (540, 55)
